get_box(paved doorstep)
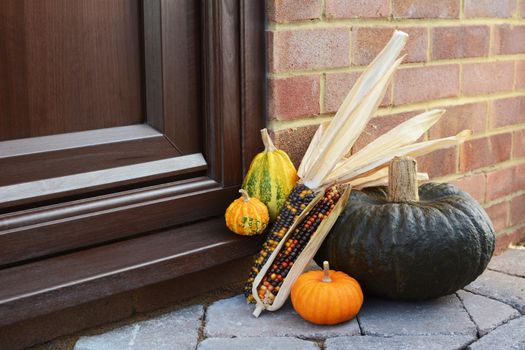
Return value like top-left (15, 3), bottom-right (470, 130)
top-left (73, 305), bottom-right (203, 350)
top-left (204, 294), bottom-right (361, 338)
top-left (357, 295), bottom-right (477, 337)
top-left (488, 247), bottom-right (525, 277)
top-left (456, 290), bottom-right (520, 336)
top-left (464, 269), bottom-right (525, 313)
top-left (468, 316), bottom-right (525, 350)
top-left (198, 337), bottom-right (320, 350)
top-left (71, 248), bottom-right (525, 350)
top-left (325, 335), bottom-right (476, 350)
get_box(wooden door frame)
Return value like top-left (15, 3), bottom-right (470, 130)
top-left (0, 0), bottom-right (266, 267)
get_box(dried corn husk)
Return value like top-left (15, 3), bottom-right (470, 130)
top-left (252, 184), bottom-right (352, 317)
top-left (349, 168), bottom-right (429, 190)
top-left (249, 30), bottom-right (471, 317)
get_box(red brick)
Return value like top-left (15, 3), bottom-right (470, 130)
top-left (495, 226), bottom-right (525, 254)
top-left (514, 164), bottom-right (525, 192)
top-left (460, 133), bottom-right (512, 171)
top-left (513, 130), bottom-right (525, 158)
top-left (272, 124), bottom-right (319, 167)
top-left (416, 147), bottom-right (458, 178)
top-left (491, 96), bottom-right (525, 128)
top-left (494, 25), bottom-right (525, 55)
top-left (486, 167), bottom-right (514, 200)
top-left (269, 28), bottom-right (350, 72)
top-left (351, 111), bottom-right (418, 153)
top-left (324, 72), bottom-right (391, 113)
top-left (511, 193), bottom-right (525, 225)
top-left (516, 61), bottom-right (525, 89)
top-left (392, 0), bottom-right (460, 18)
top-left (352, 27), bottom-right (428, 65)
top-left (464, 0), bottom-right (516, 18)
top-left (462, 62), bottom-right (514, 96)
top-left (269, 76), bottom-right (320, 120)
top-left (485, 201), bottom-right (509, 232)
top-left (432, 26), bottom-right (489, 60)
top-left (429, 102), bottom-right (487, 139)
top-left (451, 173), bottom-right (486, 203)
top-left (326, 0), bottom-right (388, 18)
top-left (267, 0), bottom-right (322, 23)
top-left (394, 65), bottom-right (460, 105)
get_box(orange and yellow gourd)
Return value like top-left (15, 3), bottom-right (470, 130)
top-left (225, 189), bottom-right (269, 236)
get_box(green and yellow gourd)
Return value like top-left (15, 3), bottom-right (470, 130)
top-left (242, 129), bottom-right (298, 221)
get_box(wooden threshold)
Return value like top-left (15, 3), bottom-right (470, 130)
top-left (0, 217), bottom-right (262, 327)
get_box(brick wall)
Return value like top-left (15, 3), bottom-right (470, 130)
top-left (266, 0), bottom-right (525, 251)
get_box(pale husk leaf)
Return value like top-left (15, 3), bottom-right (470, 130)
top-left (331, 130), bottom-right (472, 185)
top-left (324, 109), bottom-right (445, 185)
top-left (303, 56), bottom-right (404, 189)
top-left (300, 31), bottom-right (408, 188)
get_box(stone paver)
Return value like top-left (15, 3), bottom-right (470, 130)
top-left (468, 316), bottom-right (525, 350)
top-left (488, 247), bottom-right (525, 278)
top-left (197, 337), bottom-right (319, 350)
top-left (74, 305), bottom-right (203, 350)
top-left (457, 290), bottom-right (520, 336)
top-left (325, 335), bottom-right (476, 350)
top-left (465, 269), bottom-right (525, 313)
top-left (204, 294), bottom-right (360, 338)
top-left (69, 247), bottom-right (525, 350)
top-left (357, 295), bottom-right (477, 337)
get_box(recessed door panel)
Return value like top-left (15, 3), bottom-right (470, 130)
top-left (0, 0), bottom-right (143, 140)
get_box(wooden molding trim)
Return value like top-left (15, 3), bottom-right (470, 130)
top-left (0, 177), bottom-right (239, 266)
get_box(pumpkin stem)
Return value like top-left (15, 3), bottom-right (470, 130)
top-left (239, 189), bottom-right (251, 202)
top-left (261, 128), bottom-right (277, 152)
top-left (322, 261), bottom-right (332, 283)
top-left (388, 156), bottom-right (419, 203)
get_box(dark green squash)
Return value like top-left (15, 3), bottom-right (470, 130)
top-left (315, 157), bottom-right (495, 300)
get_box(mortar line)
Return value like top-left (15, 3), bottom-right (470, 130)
top-left (269, 54), bottom-right (525, 77)
top-left (269, 18), bottom-right (525, 31)
top-left (270, 91), bottom-right (525, 131)
top-left (422, 159), bottom-right (525, 184)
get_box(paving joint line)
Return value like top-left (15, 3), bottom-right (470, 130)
top-left (356, 314), bottom-right (364, 335)
top-left (462, 288), bottom-right (524, 315)
top-left (486, 267), bottom-right (525, 279)
top-left (196, 304), bottom-right (209, 347)
top-left (455, 292), bottom-right (481, 339)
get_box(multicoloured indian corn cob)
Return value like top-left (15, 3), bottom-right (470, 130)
top-left (244, 183), bottom-right (315, 301)
top-left (256, 186), bottom-right (341, 304)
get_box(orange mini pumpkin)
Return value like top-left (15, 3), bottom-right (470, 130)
top-left (225, 189), bottom-right (269, 236)
top-left (291, 261), bottom-right (363, 325)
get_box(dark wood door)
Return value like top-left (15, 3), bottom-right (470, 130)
top-left (0, 0), bottom-right (205, 208)
top-left (0, 0), bottom-right (265, 266)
